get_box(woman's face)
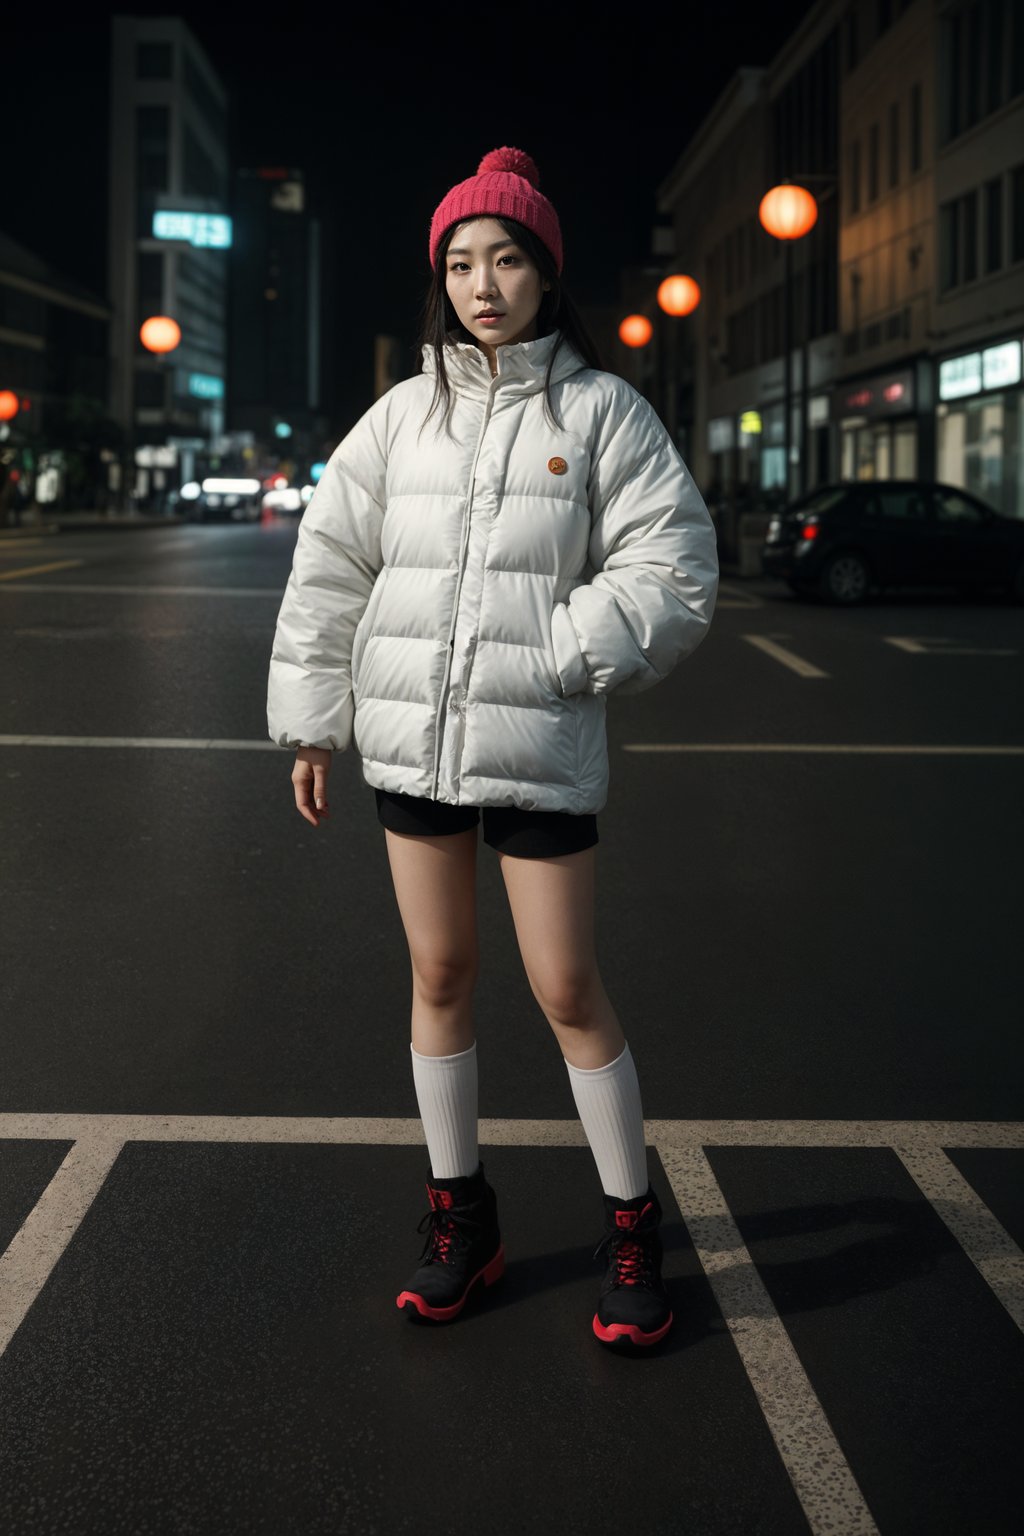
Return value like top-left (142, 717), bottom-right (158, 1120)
top-left (444, 217), bottom-right (549, 355)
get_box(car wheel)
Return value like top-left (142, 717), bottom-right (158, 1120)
top-left (819, 551), bottom-right (870, 605)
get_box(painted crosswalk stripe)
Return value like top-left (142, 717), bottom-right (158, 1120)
top-left (886, 636), bottom-right (1018, 657)
top-left (742, 633), bottom-right (829, 677)
top-left (895, 1145), bottom-right (1024, 1331)
top-left (0, 1134), bottom-right (123, 1358)
top-left (0, 582), bottom-right (279, 596)
top-left (0, 735), bottom-right (281, 749)
top-left (0, 560), bottom-right (83, 581)
top-left (3, 736), bottom-right (1023, 758)
top-left (659, 1143), bottom-right (879, 1535)
top-left (624, 743), bottom-right (1024, 755)
top-left (717, 582), bottom-right (764, 610)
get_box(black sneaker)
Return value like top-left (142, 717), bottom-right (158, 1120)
top-left (591, 1184), bottom-right (673, 1347)
top-left (396, 1161), bottom-right (505, 1322)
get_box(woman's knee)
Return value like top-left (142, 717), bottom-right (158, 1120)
top-left (530, 967), bottom-right (604, 1030)
top-left (411, 952), bottom-right (479, 1010)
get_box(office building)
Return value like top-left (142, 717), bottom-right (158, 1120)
top-left (108, 16), bottom-right (230, 500)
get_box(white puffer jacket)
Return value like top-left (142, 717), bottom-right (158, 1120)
top-left (267, 329), bottom-right (718, 814)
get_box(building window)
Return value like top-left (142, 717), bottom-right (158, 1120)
top-left (1012, 164), bottom-right (1024, 262)
top-left (183, 121), bottom-right (225, 202)
top-left (850, 139), bottom-right (861, 214)
top-left (963, 189), bottom-right (978, 281)
top-left (986, 0), bottom-right (1006, 113)
top-left (910, 82), bottom-right (922, 171)
top-left (136, 105), bottom-right (169, 237)
top-left (889, 101), bottom-right (899, 186)
top-left (136, 106), bottom-right (169, 193)
top-left (939, 199), bottom-right (960, 291)
top-left (136, 41), bottom-right (172, 79)
top-left (868, 122), bottom-right (879, 200)
top-left (985, 177), bottom-right (1003, 272)
top-left (945, 11), bottom-right (963, 140)
top-left (943, 0), bottom-right (1017, 143)
top-left (136, 252), bottom-right (164, 330)
top-left (966, 4), bottom-right (983, 129)
top-left (183, 52), bottom-right (227, 140)
top-left (1013, 0), bottom-right (1024, 97)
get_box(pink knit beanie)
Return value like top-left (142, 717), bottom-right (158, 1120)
top-left (429, 147), bottom-right (563, 274)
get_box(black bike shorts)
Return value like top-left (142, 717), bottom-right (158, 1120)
top-left (373, 789), bottom-right (598, 859)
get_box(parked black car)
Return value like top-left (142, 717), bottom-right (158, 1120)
top-left (761, 480), bottom-right (1024, 604)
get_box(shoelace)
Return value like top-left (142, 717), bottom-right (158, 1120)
top-left (592, 1215), bottom-right (658, 1288)
top-left (416, 1206), bottom-right (482, 1267)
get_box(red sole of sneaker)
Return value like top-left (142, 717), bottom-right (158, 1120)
top-left (396, 1244), bottom-right (506, 1322)
top-left (592, 1312), bottom-right (673, 1347)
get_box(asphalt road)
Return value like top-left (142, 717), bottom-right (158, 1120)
top-left (1, 518), bottom-right (1021, 1536)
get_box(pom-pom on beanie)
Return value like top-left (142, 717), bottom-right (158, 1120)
top-left (429, 147), bottom-right (563, 274)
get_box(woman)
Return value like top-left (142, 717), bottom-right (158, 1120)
top-left (267, 147), bottom-right (718, 1349)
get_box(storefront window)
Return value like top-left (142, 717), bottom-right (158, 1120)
top-left (893, 422), bottom-right (917, 476)
top-left (840, 419), bottom-right (918, 481)
top-left (937, 390), bottom-right (1023, 517)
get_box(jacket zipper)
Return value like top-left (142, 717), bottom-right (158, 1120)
top-left (430, 374), bottom-right (499, 800)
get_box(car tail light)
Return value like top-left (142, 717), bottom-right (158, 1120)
top-left (801, 519), bottom-right (820, 541)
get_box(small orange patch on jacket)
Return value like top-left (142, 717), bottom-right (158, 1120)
top-left (547, 456), bottom-right (568, 475)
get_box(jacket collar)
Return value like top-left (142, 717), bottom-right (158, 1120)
top-left (420, 328), bottom-right (586, 401)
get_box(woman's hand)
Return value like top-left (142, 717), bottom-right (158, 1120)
top-left (292, 746), bottom-right (333, 826)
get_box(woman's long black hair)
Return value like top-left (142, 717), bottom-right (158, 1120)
top-left (418, 216), bottom-right (603, 435)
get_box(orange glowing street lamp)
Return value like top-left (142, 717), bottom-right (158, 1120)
top-left (758, 184), bottom-right (818, 241)
top-left (0, 390), bottom-right (19, 422)
top-left (618, 314), bottom-right (653, 349)
top-left (656, 274), bottom-right (701, 317)
top-left (758, 181), bottom-right (823, 499)
top-left (139, 315), bottom-right (181, 354)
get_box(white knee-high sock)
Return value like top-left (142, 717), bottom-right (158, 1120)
top-left (410, 1041), bottom-right (479, 1179)
top-left (564, 1041), bottom-right (649, 1201)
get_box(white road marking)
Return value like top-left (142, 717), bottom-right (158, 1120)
top-left (0, 560), bottom-right (84, 581)
top-left (895, 1145), bottom-right (1024, 1332)
top-left (885, 637), bottom-right (1018, 657)
top-left (1, 1115), bottom-right (1020, 1146)
top-left (659, 1144), bottom-right (879, 1536)
top-left (0, 582), bottom-right (280, 597)
top-left (0, 1113), bottom-right (1018, 1534)
top-left (0, 735), bottom-right (280, 750)
top-left (0, 1134), bottom-right (123, 1358)
top-left (2, 736), bottom-right (1022, 757)
top-left (742, 633), bottom-right (829, 678)
top-left (717, 582), bottom-right (764, 610)
top-left (624, 743), bottom-right (1024, 755)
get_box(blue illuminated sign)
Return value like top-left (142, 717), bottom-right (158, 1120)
top-left (188, 373), bottom-right (225, 400)
top-left (153, 211), bottom-right (233, 249)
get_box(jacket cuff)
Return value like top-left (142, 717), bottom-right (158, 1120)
top-left (550, 602), bottom-right (589, 696)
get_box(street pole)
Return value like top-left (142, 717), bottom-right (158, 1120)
top-left (792, 239), bottom-right (798, 503)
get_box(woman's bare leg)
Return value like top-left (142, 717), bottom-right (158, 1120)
top-left (497, 846), bottom-right (624, 1068)
top-left (498, 845), bottom-right (647, 1200)
top-left (384, 827), bottom-right (479, 1056)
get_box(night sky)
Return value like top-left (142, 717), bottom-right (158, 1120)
top-left (10, 3), bottom-right (813, 427)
